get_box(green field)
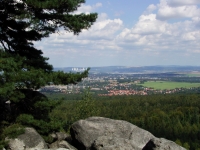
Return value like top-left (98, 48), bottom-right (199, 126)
top-left (138, 81), bottom-right (200, 90)
top-left (185, 73), bottom-right (200, 77)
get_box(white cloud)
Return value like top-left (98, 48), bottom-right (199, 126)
top-left (144, 4), bottom-right (157, 15)
top-left (156, 0), bottom-right (200, 20)
top-left (73, 3), bottom-right (102, 14)
top-left (168, 0), bottom-right (200, 7)
top-left (115, 0), bottom-right (200, 56)
top-left (36, 11), bottom-right (123, 61)
top-left (36, 0), bottom-right (200, 67)
top-left (79, 16), bottom-right (123, 40)
top-left (133, 14), bottom-right (166, 35)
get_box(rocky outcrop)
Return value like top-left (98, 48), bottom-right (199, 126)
top-left (50, 132), bottom-right (71, 141)
top-left (6, 128), bottom-right (76, 150)
top-left (49, 140), bottom-right (77, 150)
top-left (142, 138), bottom-right (186, 150)
top-left (7, 127), bottom-right (48, 150)
top-left (5, 117), bottom-right (186, 150)
top-left (49, 132), bottom-right (76, 150)
top-left (70, 117), bottom-right (186, 150)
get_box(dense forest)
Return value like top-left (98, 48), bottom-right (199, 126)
top-left (49, 93), bottom-right (200, 150)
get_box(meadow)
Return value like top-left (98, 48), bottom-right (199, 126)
top-left (138, 81), bottom-right (200, 90)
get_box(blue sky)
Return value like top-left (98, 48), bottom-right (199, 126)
top-left (35, 0), bottom-right (200, 67)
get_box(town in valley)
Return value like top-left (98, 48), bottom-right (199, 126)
top-left (39, 66), bottom-right (200, 96)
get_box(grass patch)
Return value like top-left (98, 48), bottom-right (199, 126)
top-left (185, 74), bottom-right (200, 77)
top-left (138, 81), bottom-right (200, 90)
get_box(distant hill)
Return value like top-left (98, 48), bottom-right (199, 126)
top-left (54, 66), bottom-right (200, 74)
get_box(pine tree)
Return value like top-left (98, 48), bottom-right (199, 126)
top-left (0, 0), bottom-right (97, 72)
top-left (0, 0), bottom-right (97, 126)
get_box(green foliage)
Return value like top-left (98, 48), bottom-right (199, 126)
top-left (50, 93), bottom-right (200, 149)
top-left (137, 81), bottom-right (200, 90)
top-left (42, 135), bottom-right (54, 144)
top-left (1, 124), bottom-right (25, 139)
top-left (0, 0), bottom-right (97, 61)
top-left (0, 140), bottom-right (8, 150)
top-left (175, 139), bottom-right (182, 146)
top-left (75, 88), bottom-right (100, 119)
top-left (50, 88), bottom-right (100, 132)
top-left (0, 124), bottom-right (24, 149)
top-left (0, 0), bottom-right (97, 146)
top-left (183, 142), bottom-right (190, 150)
top-left (0, 0), bottom-right (97, 101)
top-left (16, 114), bottom-right (63, 136)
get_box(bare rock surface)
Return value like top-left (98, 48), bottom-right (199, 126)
top-left (27, 148), bottom-right (70, 150)
top-left (70, 117), bottom-right (186, 150)
top-left (49, 140), bottom-right (77, 150)
top-left (91, 136), bottom-right (140, 150)
top-left (70, 117), bottom-right (154, 149)
top-left (142, 138), bottom-right (186, 150)
top-left (7, 127), bottom-right (48, 150)
top-left (50, 132), bottom-right (71, 141)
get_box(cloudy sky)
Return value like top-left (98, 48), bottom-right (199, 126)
top-left (35, 0), bottom-right (200, 67)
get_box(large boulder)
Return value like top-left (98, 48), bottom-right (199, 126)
top-left (70, 117), bottom-right (186, 150)
top-left (6, 128), bottom-right (77, 150)
top-left (70, 117), bottom-right (154, 149)
top-left (7, 127), bottom-right (48, 150)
